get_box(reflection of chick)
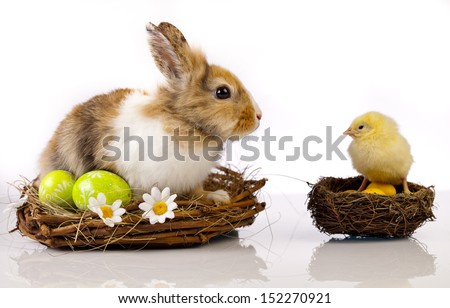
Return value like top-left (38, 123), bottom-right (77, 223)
top-left (344, 111), bottom-right (413, 194)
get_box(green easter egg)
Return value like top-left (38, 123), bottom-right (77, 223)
top-left (39, 170), bottom-right (76, 209)
top-left (72, 170), bottom-right (132, 210)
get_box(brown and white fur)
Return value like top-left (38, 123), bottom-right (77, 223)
top-left (39, 22), bottom-right (262, 204)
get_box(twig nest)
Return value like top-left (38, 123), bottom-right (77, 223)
top-left (15, 167), bottom-right (266, 250)
top-left (307, 176), bottom-right (435, 238)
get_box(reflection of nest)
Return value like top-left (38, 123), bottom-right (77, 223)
top-left (15, 167), bottom-right (266, 249)
top-left (308, 237), bottom-right (436, 283)
top-left (307, 176), bottom-right (435, 238)
top-left (13, 234), bottom-right (268, 287)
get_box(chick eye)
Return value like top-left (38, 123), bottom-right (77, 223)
top-left (215, 86), bottom-right (231, 100)
top-left (358, 125), bottom-right (364, 130)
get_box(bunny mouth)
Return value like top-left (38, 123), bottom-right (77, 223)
top-left (193, 123), bottom-right (225, 140)
top-left (254, 118), bottom-right (261, 131)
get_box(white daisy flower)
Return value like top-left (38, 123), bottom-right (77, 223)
top-left (3, 196), bottom-right (28, 214)
top-left (139, 187), bottom-right (178, 224)
top-left (88, 193), bottom-right (125, 227)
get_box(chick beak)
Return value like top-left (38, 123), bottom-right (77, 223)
top-left (343, 127), bottom-right (356, 138)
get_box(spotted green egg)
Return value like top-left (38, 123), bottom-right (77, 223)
top-left (72, 170), bottom-right (132, 210)
top-left (39, 170), bottom-right (76, 209)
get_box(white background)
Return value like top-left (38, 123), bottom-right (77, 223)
top-left (1, 0), bottom-right (450, 199)
top-left (1, 1), bottom-right (450, 296)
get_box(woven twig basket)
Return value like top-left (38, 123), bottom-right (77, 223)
top-left (15, 167), bottom-right (267, 249)
top-left (307, 176), bottom-right (435, 238)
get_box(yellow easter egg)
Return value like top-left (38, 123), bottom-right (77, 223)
top-left (343, 189), bottom-right (357, 193)
top-left (367, 182), bottom-right (397, 196)
top-left (362, 187), bottom-right (386, 195)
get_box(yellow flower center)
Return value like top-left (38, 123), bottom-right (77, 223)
top-left (153, 201), bottom-right (168, 215)
top-left (100, 205), bottom-right (113, 219)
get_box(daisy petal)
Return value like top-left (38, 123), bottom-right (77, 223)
top-left (166, 211), bottom-right (175, 219)
top-left (139, 202), bottom-right (151, 212)
top-left (110, 216), bottom-right (122, 223)
top-left (104, 219), bottom-right (114, 227)
top-left (151, 187), bottom-right (161, 201)
top-left (92, 208), bottom-right (103, 217)
top-left (149, 216), bottom-right (159, 224)
top-left (88, 197), bottom-right (98, 208)
top-left (158, 215), bottom-right (166, 224)
top-left (167, 202), bottom-right (178, 211)
top-left (143, 209), bottom-right (155, 219)
top-left (143, 193), bottom-right (155, 205)
top-left (6, 197), bottom-right (28, 212)
top-left (161, 187), bottom-right (170, 201)
top-left (111, 200), bottom-right (122, 210)
top-left (166, 194), bottom-right (177, 204)
top-left (114, 208), bottom-right (126, 216)
top-left (97, 193), bottom-right (107, 205)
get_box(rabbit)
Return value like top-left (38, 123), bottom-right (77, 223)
top-left (38, 22), bottom-right (262, 204)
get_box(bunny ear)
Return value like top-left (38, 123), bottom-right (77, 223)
top-left (156, 22), bottom-right (189, 51)
top-left (146, 22), bottom-right (191, 80)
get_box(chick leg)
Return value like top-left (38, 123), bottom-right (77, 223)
top-left (357, 177), bottom-right (369, 192)
top-left (402, 178), bottom-right (411, 194)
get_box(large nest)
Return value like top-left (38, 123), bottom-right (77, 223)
top-left (307, 176), bottom-right (435, 238)
top-left (14, 167), bottom-right (267, 250)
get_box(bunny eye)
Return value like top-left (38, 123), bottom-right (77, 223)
top-left (215, 86), bottom-right (231, 100)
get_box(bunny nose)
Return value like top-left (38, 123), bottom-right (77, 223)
top-left (256, 114), bottom-right (262, 120)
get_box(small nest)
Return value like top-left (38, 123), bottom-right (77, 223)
top-left (307, 176), bottom-right (435, 238)
top-left (15, 167), bottom-right (267, 250)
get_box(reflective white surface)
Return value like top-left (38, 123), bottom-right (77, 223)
top-left (0, 191), bottom-right (448, 288)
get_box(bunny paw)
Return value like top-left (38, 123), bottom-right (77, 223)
top-left (207, 189), bottom-right (231, 204)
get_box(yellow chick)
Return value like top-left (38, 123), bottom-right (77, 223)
top-left (343, 111), bottom-right (413, 194)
